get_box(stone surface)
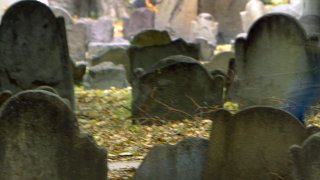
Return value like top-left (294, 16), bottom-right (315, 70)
top-left (0, 90), bottom-right (106, 180)
top-left (130, 29), bottom-right (171, 47)
top-left (267, 4), bottom-right (301, 19)
top-left (155, 0), bottom-right (198, 41)
top-left (123, 7), bottom-right (155, 40)
top-left (0, 1), bottom-right (75, 109)
top-left (67, 22), bottom-right (88, 62)
top-left (89, 43), bottom-right (130, 80)
top-left (228, 14), bottom-right (308, 109)
top-left (48, 0), bottom-right (99, 18)
top-left (128, 39), bottom-right (199, 83)
top-left (83, 62), bottom-right (129, 90)
top-left (240, 0), bottom-right (265, 32)
top-left (132, 55), bottom-right (224, 124)
top-left (133, 137), bottom-right (208, 180)
top-left (89, 16), bottom-right (114, 43)
top-left (204, 107), bottom-right (310, 180)
top-left (199, 0), bottom-right (249, 43)
top-left (204, 51), bottom-right (235, 75)
top-left (290, 130), bottom-right (320, 180)
top-left (300, 15), bottom-right (320, 36)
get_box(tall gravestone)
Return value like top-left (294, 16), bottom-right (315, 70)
top-left (0, 90), bottom-right (106, 179)
top-left (290, 131), bottom-right (320, 180)
top-left (0, 1), bottom-right (75, 108)
top-left (204, 107), bottom-right (311, 180)
top-left (132, 55), bottom-right (224, 124)
top-left (199, 0), bottom-right (249, 43)
top-left (228, 14), bottom-right (308, 109)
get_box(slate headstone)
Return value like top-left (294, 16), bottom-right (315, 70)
top-left (0, 90), bottom-right (106, 180)
top-left (228, 14), bottom-right (308, 108)
top-left (133, 137), bottom-right (208, 180)
top-left (204, 107), bottom-right (309, 180)
top-left (123, 7), bottom-right (155, 40)
top-left (0, 1), bottom-right (75, 109)
top-left (130, 29), bottom-right (171, 47)
top-left (132, 55), bottom-right (224, 124)
top-left (290, 131), bottom-right (320, 180)
top-left (128, 39), bottom-right (199, 82)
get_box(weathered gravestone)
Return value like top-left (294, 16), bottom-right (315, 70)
top-left (128, 38), bottom-right (199, 82)
top-left (83, 62), bottom-right (129, 90)
top-left (123, 7), bottom-right (155, 40)
top-left (133, 137), bottom-right (208, 180)
top-left (48, 0), bottom-right (99, 18)
top-left (130, 29), bottom-right (171, 47)
top-left (228, 14), bottom-right (308, 109)
top-left (155, 0), bottom-right (198, 41)
top-left (290, 131), bottom-right (320, 180)
top-left (299, 15), bottom-right (320, 37)
top-left (199, 0), bottom-right (250, 43)
top-left (240, 0), bottom-right (265, 32)
top-left (0, 1), bottom-right (75, 109)
top-left (0, 90), bottom-right (106, 180)
top-left (89, 16), bottom-right (114, 43)
top-left (204, 107), bottom-right (313, 180)
top-left (132, 55), bottom-right (224, 124)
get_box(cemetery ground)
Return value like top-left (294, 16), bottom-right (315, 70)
top-left (75, 85), bottom-right (320, 179)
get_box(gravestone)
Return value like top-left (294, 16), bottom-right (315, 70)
top-left (89, 16), bottom-right (114, 43)
top-left (0, 1), bottom-right (75, 109)
top-left (228, 14), bottom-right (308, 109)
top-left (130, 29), bottom-right (171, 47)
top-left (133, 137), bottom-right (208, 180)
top-left (204, 107), bottom-right (310, 180)
top-left (83, 62), bottom-right (129, 90)
top-left (303, 0), bottom-right (320, 17)
top-left (290, 131), bottom-right (320, 180)
top-left (48, 0), bottom-right (99, 18)
top-left (240, 0), bottom-right (265, 32)
top-left (132, 55), bottom-right (224, 124)
top-left (300, 15), bottom-right (320, 36)
top-left (123, 7), bottom-right (155, 40)
top-left (199, 0), bottom-right (250, 43)
top-left (0, 90), bottom-right (106, 179)
top-left (267, 4), bottom-right (301, 19)
top-left (128, 39), bottom-right (199, 82)
top-left (204, 51), bottom-right (235, 75)
top-left (155, 0), bottom-right (198, 41)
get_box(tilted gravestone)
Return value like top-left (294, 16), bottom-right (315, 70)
top-left (204, 107), bottom-right (312, 180)
top-left (132, 55), bottom-right (224, 124)
top-left (128, 38), bottom-right (199, 82)
top-left (133, 137), bottom-right (208, 180)
top-left (290, 131), bottom-right (320, 180)
top-left (228, 14), bottom-right (308, 109)
top-left (0, 1), bottom-right (75, 109)
top-left (0, 90), bottom-right (106, 180)
top-left (130, 29), bottom-right (171, 47)
top-left (123, 7), bottom-right (155, 40)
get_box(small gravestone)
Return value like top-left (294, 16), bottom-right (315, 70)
top-left (133, 137), bottom-right (208, 180)
top-left (123, 7), bottom-right (155, 40)
top-left (290, 131), bottom-right (320, 180)
top-left (0, 1), bottom-right (75, 109)
top-left (155, 0), bottom-right (198, 41)
top-left (132, 55), bottom-right (224, 124)
top-left (89, 43), bottom-right (130, 80)
top-left (199, 0), bottom-right (249, 43)
top-left (130, 29), bottom-right (171, 47)
top-left (204, 107), bottom-right (310, 180)
top-left (128, 39), bottom-right (199, 82)
top-left (0, 90), bottom-right (106, 179)
top-left (204, 51), bottom-right (235, 75)
top-left (228, 14), bottom-right (308, 109)
top-left (83, 62), bottom-right (129, 90)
